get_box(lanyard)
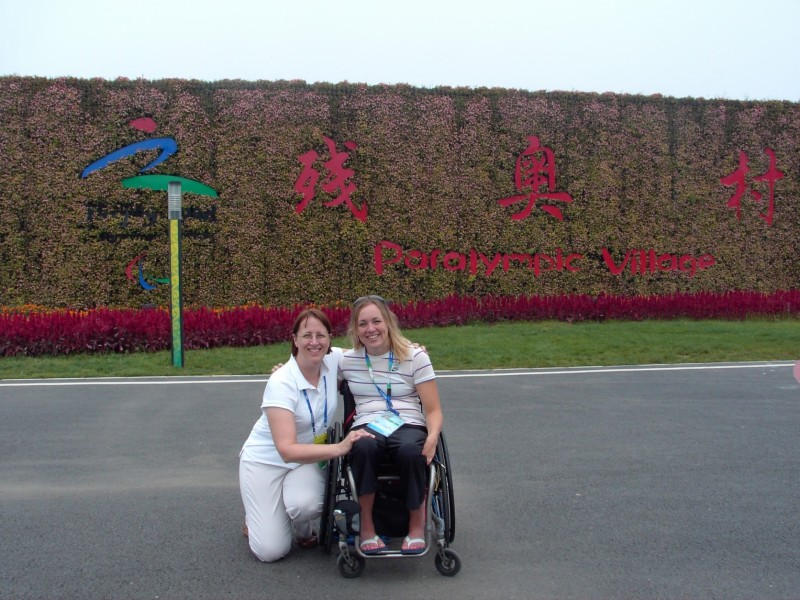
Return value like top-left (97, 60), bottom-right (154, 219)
top-left (364, 350), bottom-right (398, 415)
top-left (302, 375), bottom-right (328, 437)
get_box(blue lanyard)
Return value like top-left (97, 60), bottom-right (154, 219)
top-left (364, 350), bottom-right (398, 415)
top-left (302, 375), bottom-right (327, 437)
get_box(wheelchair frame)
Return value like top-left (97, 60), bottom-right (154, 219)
top-left (319, 382), bottom-right (461, 578)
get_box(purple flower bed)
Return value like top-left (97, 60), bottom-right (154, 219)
top-left (1, 291), bottom-right (798, 357)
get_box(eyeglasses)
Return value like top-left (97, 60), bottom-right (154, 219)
top-left (299, 333), bottom-right (329, 342)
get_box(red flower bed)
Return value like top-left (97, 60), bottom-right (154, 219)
top-left (1, 291), bottom-right (798, 357)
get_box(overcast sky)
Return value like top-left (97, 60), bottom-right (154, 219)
top-left (1, 0), bottom-right (799, 101)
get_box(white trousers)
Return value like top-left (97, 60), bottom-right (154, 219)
top-left (239, 459), bottom-right (325, 562)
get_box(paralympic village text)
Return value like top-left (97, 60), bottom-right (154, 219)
top-left (295, 134), bottom-right (783, 279)
top-left (74, 120), bottom-right (778, 292)
top-left (374, 242), bottom-right (716, 278)
top-left (79, 123), bottom-right (783, 281)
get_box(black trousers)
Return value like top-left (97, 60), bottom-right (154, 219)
top-left (349, 424), bottom-right (428, 510)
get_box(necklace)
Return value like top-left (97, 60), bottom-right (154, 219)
top-left (364, 350), bottom-right (398, 415)
top-left (302, 376), bottom-right (328, 437)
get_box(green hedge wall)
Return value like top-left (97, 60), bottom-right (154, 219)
top-left (1, 76), bottom-right (798, 308)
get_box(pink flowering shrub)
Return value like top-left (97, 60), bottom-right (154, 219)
top-left (1, 291), bottom-right (798, 357)
top-left (1, 77), bottom-right (799, 310)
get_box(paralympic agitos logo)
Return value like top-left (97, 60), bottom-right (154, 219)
top-left (81, 116), bottom-right (219, 290)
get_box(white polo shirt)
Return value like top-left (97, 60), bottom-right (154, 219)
top-left (240, 347), bottom-right (342, 468)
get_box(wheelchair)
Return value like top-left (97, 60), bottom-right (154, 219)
top-left (319, 382), bottom-right (461, 578)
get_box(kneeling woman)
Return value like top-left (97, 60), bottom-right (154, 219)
top-left (342, 296), bottom-right (444, 555)
top-left (239, 308), bottom-right (373, 562)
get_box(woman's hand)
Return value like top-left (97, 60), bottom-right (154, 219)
top-left (338, 428), bottom-right (375, 456)
top-left (415, 379), bottom-right (443, 465)
top-left (422, 434), bottom-right (438, 465)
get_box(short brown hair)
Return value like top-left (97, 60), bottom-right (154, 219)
top-left (291, 308), bottom-right (333, 357)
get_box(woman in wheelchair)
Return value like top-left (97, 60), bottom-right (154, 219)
top-left (341, 295), bottom-right (444, 555)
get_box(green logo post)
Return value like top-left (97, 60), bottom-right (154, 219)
top-left (168, 181), bottom-right (184, 368)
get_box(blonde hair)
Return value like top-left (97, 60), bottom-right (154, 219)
top-left (347, 296), bottom-right (411, 361)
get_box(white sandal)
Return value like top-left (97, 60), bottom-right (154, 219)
top-left (401, 536), bottom-right (426, 555)
top-left (359, 535), bottom-right (386, 554)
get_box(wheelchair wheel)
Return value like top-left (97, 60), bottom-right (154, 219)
top-left (319, 422), bottom-right (342, 554)
top-left (337, 553), bottom-right (366, 578)
top-left (436, 431), bottom-right (456, 543)
top-left (434, 548), bottom-right (462, 577)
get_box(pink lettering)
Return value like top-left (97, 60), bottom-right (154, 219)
top-left (601, 248), bottom-right (716, 277)
top-left (374, 242), bottom-right (711, 279)
top-left (406, 249), bottom-right (428, 270)
top-left (443, 252), bottom-right (467, 271)
top-left (374, 240), bottom-right (403, 275)
top-left (478, 252), bottom-right (503, 276)
top-left (374, 240), bottom-right (585, 278)
top-left (602, 248), bottom-right (632, 275)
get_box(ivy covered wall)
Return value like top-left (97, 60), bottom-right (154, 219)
top-left (1, 76), bottom-right (798, 308)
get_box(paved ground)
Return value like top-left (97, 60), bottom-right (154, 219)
top-left (1, 361), bottom-right (799, 600)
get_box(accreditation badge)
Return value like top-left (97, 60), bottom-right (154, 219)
top-left (366, 411), bottom-right (405, 437)
top-left (314, 431), bottom-right (328, 469)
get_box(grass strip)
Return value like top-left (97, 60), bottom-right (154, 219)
top-left (1, 319), bottom-right (797, 380)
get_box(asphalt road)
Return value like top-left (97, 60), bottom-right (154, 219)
top-left (1, 362), bottom-right (799, 600)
